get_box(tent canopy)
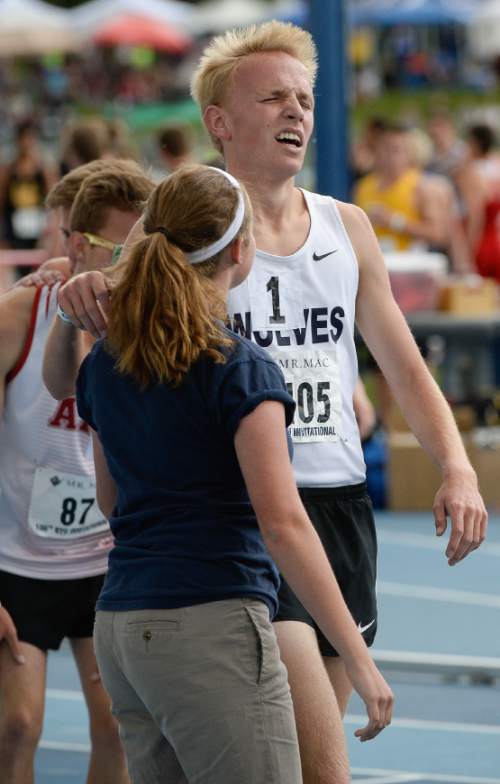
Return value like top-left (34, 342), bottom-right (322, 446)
top-left (473, 0), bottom-right (500, 20)
top-left (349, 0), bottom-right (477, 27)
top-left (0, 0), bottom-right (70, 26)
top-left (0, 0), bottom-right (80, 56)
top-left (257, 0), bottom-right (478, 31)
top-left (467, 0), bottom-right (500, 58)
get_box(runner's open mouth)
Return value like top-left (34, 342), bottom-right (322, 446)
top-left (275, 132), bottom-right (302, 147)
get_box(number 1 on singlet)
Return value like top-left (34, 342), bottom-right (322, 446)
top-left (248, 266), bottom-right (305, 331)
top-left (266, 276), bottom-right (286, 324)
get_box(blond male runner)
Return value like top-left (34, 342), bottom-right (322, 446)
top-left (42, 23), bottom-right (487, 784)
top-left (0, 160), bottom-right (153, 784)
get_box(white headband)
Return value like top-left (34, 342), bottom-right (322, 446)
top-left (186, 168), bottom-right (245, 265)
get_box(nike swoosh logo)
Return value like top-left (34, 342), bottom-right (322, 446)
top-left (358, 618), bottom-right (376, 635)
top-left (313, 250), bottom-right (338, 261)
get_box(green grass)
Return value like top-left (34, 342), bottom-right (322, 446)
top-left (352, 88), bottom-right (500, 131)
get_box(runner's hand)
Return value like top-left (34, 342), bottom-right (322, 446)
top-left (13, 268), bottom-right (66, 289)
top-left (11, 257), bottom-right (69, 290)
top-left (58, 271), bottom-right (113, 339)
top-left (345, 656), bottom-right (393, 741)
top-left (0, 606), bottom-right (25, 665)
top-left (433, 469), bottom-right (488, 565)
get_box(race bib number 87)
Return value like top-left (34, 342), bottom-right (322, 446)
top-left (270, 348), bottom-right (342, 443)
top-left (28, 467), bottom-right (108, 539)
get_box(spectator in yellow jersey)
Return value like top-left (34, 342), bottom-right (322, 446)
top-left (354, 122), bottom-right (447, 252)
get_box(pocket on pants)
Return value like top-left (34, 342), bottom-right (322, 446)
top-left (123, 612), bottom-right (182, 656)
top-left (243, 602), bottom-right (280, 686)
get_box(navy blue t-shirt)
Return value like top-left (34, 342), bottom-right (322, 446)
top-left (76, 330), bottom-right (295, 618)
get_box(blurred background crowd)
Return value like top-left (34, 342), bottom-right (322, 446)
top-left (1, 0), bottom-right (500, 513)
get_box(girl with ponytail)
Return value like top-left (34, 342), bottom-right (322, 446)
top-left (106, 164), bottom-right (249, 387)
top-left (76, 164), bottom-right (392, 784)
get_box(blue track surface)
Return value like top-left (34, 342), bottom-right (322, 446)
top-left (37, 512), bottom-right (500, 783)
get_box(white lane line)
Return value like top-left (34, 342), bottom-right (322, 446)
top-left (372, 649), bottom-right (500, 677)
top-left (354, 775), bottom-right (421, 784)
top-left (39, 739), bottom-right (90, 753)
top-left (47, 690), bottom-right (500, 734)
top-left (352, 768), bottom-right (500, 784)
top-left (377, 529), bottom-right (500, 558)
top-left (346, 715), bottom-right (500, 735)
top-left (377, 581), bottom-right (500, 609)
top-left (46, 688), bottom-right (85, 702)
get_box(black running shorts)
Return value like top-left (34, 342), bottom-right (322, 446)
top-left (274, 482), bottom-right (378, 657)
top-left (0, 570), bottom-right (105, 651)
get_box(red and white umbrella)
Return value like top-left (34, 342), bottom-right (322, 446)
top-left (93, 13), bottom-right (191, 54)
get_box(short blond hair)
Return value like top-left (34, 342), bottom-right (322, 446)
top-left (191, 21), bottom-right (317, 112)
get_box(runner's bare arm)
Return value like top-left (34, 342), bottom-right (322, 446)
top-left (411, 175), bottom-right (450, 247)
top-left (235, 400), bottom-right (394, 742)
top-left (456, 163), bottom-right (485, 253)
top-left (43, 316), bottom-right (91, 401)
top-left (0, 289), bottom-right (35, 665)
top-left (353, 377), bottom-right (376, 440)
top-left (0, 287), bottom-right (36, 418)
top-left (42, 273), bottom-right (110, 400)
top-left (340, 202), bottom-right (487, 564)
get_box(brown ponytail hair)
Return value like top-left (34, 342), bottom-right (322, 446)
top-left (106, 164), bottom-right (252, 387)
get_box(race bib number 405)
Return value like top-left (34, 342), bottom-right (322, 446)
top-left (270, 348), bottom-right (342, 443)
top-left (28, 467), bottom-right (108, 539)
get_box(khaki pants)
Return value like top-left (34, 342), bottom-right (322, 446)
top-left (94, 598), bottom-right (302, 784)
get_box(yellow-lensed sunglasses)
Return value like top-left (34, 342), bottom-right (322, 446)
top-left (83, 232), bottom-right (123, 264)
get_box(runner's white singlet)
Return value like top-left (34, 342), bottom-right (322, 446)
top-left (0, 284), bottom-right (112, 579)
top-left (227, 190), bottom-right (365, 487)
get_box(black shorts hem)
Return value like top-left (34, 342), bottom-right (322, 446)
top-left (273, 615), bottom-right (315, 627)
top-left (13, 630), bottom-right (95, 653)
top-left (0, 570), bottom-right (104, 651)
